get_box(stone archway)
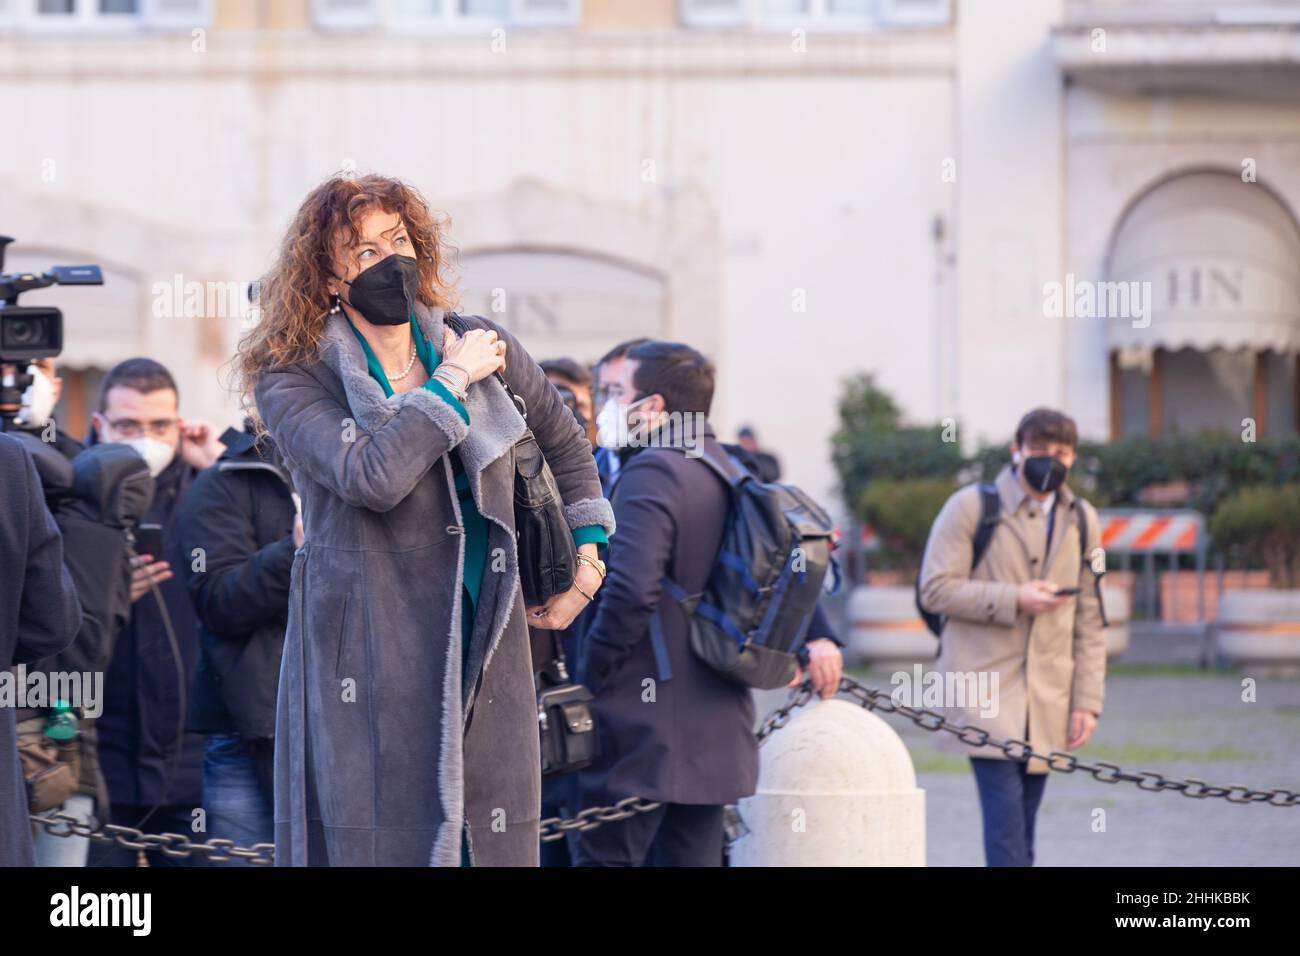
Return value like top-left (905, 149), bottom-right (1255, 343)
top-left (442, 177), bottom-right (723, 372)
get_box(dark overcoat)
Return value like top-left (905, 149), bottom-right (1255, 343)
top-left (576, 423), bottom-right (759, 808)
top-left (0, 433), bottom-right (81, 866)
top-left (254, 303), bottom-right (612, 866)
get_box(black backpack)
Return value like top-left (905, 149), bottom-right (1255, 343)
top-left (642, 447), bottom-right (835, 690)
top-left (915, 481), bottom-right (1105, 641)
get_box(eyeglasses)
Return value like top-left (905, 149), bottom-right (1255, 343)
top-left (594, 385), bottom-right (629, 406)
top-left (105, 417), bottom-right (178, 439)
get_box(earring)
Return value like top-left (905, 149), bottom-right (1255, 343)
top-left (329, 293), bottom-right (341, 315)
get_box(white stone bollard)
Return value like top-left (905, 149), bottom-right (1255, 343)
top-left (730, 698), bottom-right (925, 866)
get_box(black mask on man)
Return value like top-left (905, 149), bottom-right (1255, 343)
top-left (338, 254), bottom-right (420, 326)
top-left (1020, 454), bottom-right (1069, 493)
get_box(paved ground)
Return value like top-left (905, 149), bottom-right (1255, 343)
top-left (753, 666), bottom-right (1300, 866)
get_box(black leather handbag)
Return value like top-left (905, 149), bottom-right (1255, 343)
top-left (533, 630), bottom-right (598, 776)
top-left (445, 313), bottom-right (577, 606)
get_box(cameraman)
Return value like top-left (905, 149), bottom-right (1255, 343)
top-left (0, 431), bottom-right (81, 866)
top-left (3, 358), bottom-right (151, 866)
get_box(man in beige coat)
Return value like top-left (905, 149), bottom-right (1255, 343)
top-left (918, 408), bottom-right (1107, 866)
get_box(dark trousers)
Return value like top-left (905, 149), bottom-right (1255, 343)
top-left (87, 803), bottom-right (207, 867)
top-left (970, 757), bottom-right (1048, 867)
top-left (538, 753), bottom-right (582, 866)
top-left (573, 802), bottom-right (724, 867)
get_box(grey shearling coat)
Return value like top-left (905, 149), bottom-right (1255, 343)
top-left (254, 303), bottom-right (613, 866)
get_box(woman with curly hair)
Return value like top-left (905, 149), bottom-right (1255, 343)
top-left (236, 173), bottom-right (614, 866)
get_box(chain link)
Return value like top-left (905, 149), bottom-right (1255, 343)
top-left (28, 811), bottom-right (276, 864)
top-left (538, 796), bottom-right (664, 844)
top-left (29, 673), bottom-right (1296, 862)
top-left (803, 676), bottom-right (1300, 807)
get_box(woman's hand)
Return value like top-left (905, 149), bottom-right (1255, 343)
top-left (441, 326), bottom-right (507, 385)
top-left (526, 546), bottom-right (603, 630)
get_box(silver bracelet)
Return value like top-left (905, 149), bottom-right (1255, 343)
top-left (437, 362), bottom-right (472, 392)
top-left (432, 370), bottom-right (468, 401)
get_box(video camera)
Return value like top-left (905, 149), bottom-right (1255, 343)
top-left (0, 235), bottom-right (103, 431)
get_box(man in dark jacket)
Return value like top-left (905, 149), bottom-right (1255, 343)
top-left (178, 422), bottom-right (297, 853)
top-left (573, 341), bottom-right (840, 867)
top-left (0, 432), bottom-right (81, 866)
top-left (85, 358), bottom-right (225, 866)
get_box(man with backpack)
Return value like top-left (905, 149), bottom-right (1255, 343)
top-left (574, 341), bottom-right (840, 867)
top-left (917, 408), bottom-right (1107, 867)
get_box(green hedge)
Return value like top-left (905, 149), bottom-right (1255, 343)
top-left (856, 479), bottom-right (955, 577)
top-left (1209, 485), bottom-right (1300, 587)
top-left (833, 373), bottom-right (1300, 573)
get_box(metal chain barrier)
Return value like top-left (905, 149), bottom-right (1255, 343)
top-left (29, 673), bottom-right (1298, 861)
top-left (759, 676), bottom-right (1300, 807)
top-left (28, 810), bottom-right (276, 864)
top-left (538, 795), bottom-right (663, 844)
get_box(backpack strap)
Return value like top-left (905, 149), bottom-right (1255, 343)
top-left (970, 481), bottom-right (1001, 572)
top-left (641, 444), bottom-right (743, 683)
top-left (1073, 501), bottom-right (1110, 627)
top-left (647, 605), bottom-right (674, 683)
top-left (917, 480), bottom-right (1002, 640)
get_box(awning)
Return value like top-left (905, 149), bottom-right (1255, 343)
top-left (1107, 171), bottom-right (1300, 354)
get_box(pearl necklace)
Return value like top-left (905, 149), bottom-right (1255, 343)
top-left (386, 343), bottom-right (419, 382)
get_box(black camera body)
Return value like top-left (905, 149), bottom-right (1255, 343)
top-left (0, 236), bottom-right (102, 430)
top-left (1, 306), bottom-right (63, 363)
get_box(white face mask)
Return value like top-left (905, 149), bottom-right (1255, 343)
top-left (19, 365), bottom-right (56, 426)
top-left (595, 396), bottom-right (648, 449)
top-left (126, 436), bottom-right (176, 478)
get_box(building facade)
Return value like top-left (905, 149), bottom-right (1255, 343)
top-left (3, 0), bottom-right (1298, 515)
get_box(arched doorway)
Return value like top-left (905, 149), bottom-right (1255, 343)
top-left (452, 247), bottom-right (668, 367)
top-left (1106, 170), bottom-right (1300, 438)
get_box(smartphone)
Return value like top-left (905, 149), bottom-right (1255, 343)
top-left (134, 523), bottom-right (165, 560)
top-left (1053, 586), bottom-right (1081, 597)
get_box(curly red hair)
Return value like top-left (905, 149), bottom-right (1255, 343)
top-left (236, 173), bottom-right (457, 398)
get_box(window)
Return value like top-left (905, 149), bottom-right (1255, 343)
top-left (0, 0), bottom-right (211, 31)
top-left (313, 0), bottom-right (580, 32)
top-left (679, 0), bottom-right (949, 29)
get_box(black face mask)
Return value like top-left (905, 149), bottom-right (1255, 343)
top-left (338, 254), bottom-right (420, 326)
top-left (1020, 454), bottom-right (1069, 493)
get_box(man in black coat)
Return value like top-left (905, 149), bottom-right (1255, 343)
top-left (8, 358), bottom-right (154, 866)
top-left (573, 341), bottom-right (842, 867)
top-left (0, 432), bottom-right (81, 866)
top-left (178, 422), bottom-right (297, 852)
top-left (84, 358), bottom-right (225, 866)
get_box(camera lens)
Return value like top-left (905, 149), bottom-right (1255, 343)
top-left (5, 318), bottom-right (35, 346)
